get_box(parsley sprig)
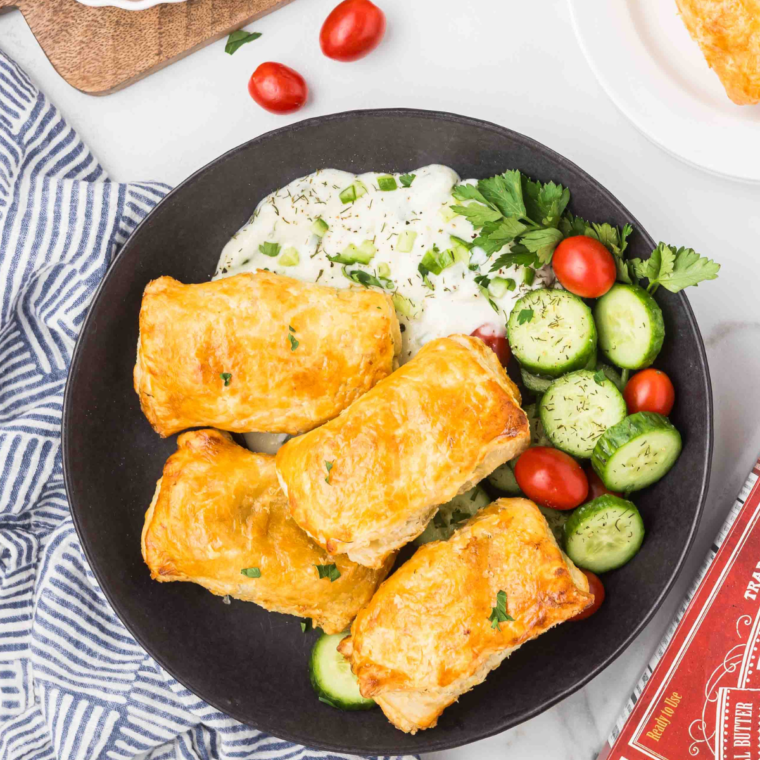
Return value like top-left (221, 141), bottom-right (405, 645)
top-left (630, 243), bottom-right (720, 294)
top-left (225, 30), bottom-right (262, 55)
top-left (489, 590), bottom-right (514, 630)
top-left (315, 563), bottom-right (341, 582)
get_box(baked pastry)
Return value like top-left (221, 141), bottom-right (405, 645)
top-left (141, 429), bottom-right (393, 634)
top-left (275, 335), bottom-right (531, 568)
top-left (134, 271), bottom-right (401, 437)
top-left (338, 498), bottom-right (593, 733)
top-left (676, 0), bottom-right (760, 105)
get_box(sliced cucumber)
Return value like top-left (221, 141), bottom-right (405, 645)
top-left (596, 362), bottom-right (625, 393)
top-left (414, 486), bottom-right (491, 545)
top-left (488, 463), bottom-right (521, 495)
top-left (521, 368), bottom-right (553, 394)
top-left (310, 633), bottom-right (375, 711)
top-left (538, 506), bottom-right (569, 548)
top-left (592, 412), bottom-right (682, 492)
top-left (565, 495), bottom-right (645, 573)
top-left (508, 289), bottom-right (597, 378)
top-left (539, 370), bottom-right (627, 459)
top-left (594, 284), bottom-right (665, 370)
top-left (525, 403), bottom-right (553, 448)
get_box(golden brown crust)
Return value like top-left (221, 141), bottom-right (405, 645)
top-left (275, 335), bottom-right (530, 568)
top-left (338, 498), bottom-right (592, 733)
top-left (134, 271), bottom-right (401, 437)
top-left (140, 429), bottom-right (393, 634)
top-left (676, 0), bottom-right (760, 105)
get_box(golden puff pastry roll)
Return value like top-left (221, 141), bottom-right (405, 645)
top-left (134, 271), bottom-right (401, 438)
top-left (338, 498), bottom-right (593, 734)
top-left (141, 429), bottom-right (394, 634)
top-left (275, 335), bottom-right (531, 569)
top-left (676, 0), bottom-right (760, 105)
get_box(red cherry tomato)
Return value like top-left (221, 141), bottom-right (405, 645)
top-left (552, 236), bottom-right (617, 298)
top-left (624, 368), bottom-right (675, 416)
top-left (514, 447), bottom-right (589, 511)
top-left (571, 570), bottom-right (605, 621)
top-left (248, 63), bottom-right (308, 114)
top-left (320, 0), bottom-right (386, 62)
top-left (585, 466), bottom-right (622, 500)
top-left (470, 323), bottom-right (511, 367)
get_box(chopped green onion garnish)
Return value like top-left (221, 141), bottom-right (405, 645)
top-left (377, 262), bottom-right (391, 279)
top-left (259, 242), bottom-right (281, 257)
top-left (338, 181), bottom-right (367, 204)
top-left (377, 175), bottom-right (398, 191)
top-left (279, 247), bottom-right (300, 266)
top-left (396, 230), bottom-right (417, 253)
top-left (315, 563), bottom-right (341, 582)
top-left (420, 245), bottom-right (455, 276)
top-left (327, 240), bottom-right (376, 265)
top-left (311, 218), bottom-right (329, 237)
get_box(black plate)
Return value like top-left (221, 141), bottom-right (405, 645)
top-left (62, 110), bottom-right (713, 754)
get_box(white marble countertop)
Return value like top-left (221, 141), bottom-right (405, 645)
top-left (3, 0), bottom-right (760, 757)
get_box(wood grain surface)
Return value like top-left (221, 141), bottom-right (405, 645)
top-left (0, 0), bottom-right (294, 95)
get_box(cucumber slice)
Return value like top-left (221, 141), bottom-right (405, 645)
top-left (596, 362), bottom-right (625, 393)
top-left (508, 289), bottom-right (597, 378)
top-left (488, 463), bottom-right (521, 495)
top-left (594, 284), bottom-right (665, 370)
top-left (592, 412), bottom-right (682, 492)
top-left (539, 370), bottom-right (627, 458)
top-left (310, 633), bottom-right (375, 711)
top-left (521, 368), bottom-right (552, 394)
top-left (414, 486), bottom-right (491, 545)
top-left (564, 495), bottom-right (645, 573)
top-left (538, 506), bottom-right (569, 548)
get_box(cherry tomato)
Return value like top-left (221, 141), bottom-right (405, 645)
top-left (552, 235), bottom-right (617, 298)
top-left (571, 570), bottom-right (605, 621)
top-left (248, 63), bottom-right (308, 114)
top-left (320, 0), bottom-right (386, 62)
top-left (471, 323), bottom-right (511, 367)
top-left (514, 447), bottom-right (589, 510)
top-left (585, 466), bottom-right (622, 500)
top-left (624, 368), bottom-right (675, 416)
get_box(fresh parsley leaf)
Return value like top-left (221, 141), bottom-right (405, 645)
top-left (490, 247), bottom-right (539, 272)
top-left (450, 235), bottom-right (474, 250)
top-left (520, 227), bottom-right (564, 265)
top-left (300, 619), bottom-right (313, 633)
top-left (288, 325), bottom-right (296, 332)
top-left (522, 178), bottom-right (570, 228)
top-left (240, 567), bottom-right (261, 578)
top-left (288, 333), bottom-right (299, 351)
top-left (315, 563), bottom-right (341, 582)
top-left (631, 243), bottom-right (720, 294)
top-left (517, 308), bottom-right (533, 325)
top-left (220, 372), bottom-right (232, 386)
top-left (474, 218), bottom-right (529, 255)
top-left (559, 213), bottom-right (591, 238)
top-left (478, 170), bottom-right (526, 219)
top-left (488, 590), bottom-right (514, 630)
top-left (593, 369), bottom-right (606, 386)
top-left (452, 184), bottom-right (495, 208)
top-left (451, 202), bottom-right (502, 228)
top-left (225, 30), bottom-right (262, 55)
top-left (418, 262), bottom-right (434, 290)
top-left (324, 460), bottom-right (333, 484)
top-left (399, 173), bottom-right (416, 188)
top-left (259, 242), bottom-right (281, 257)
top-left (342, 268), bottom-right (387, 289)
top-left (560, 215), bottom-right (635, 283)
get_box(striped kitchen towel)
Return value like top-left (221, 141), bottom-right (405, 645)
top-left (0, 50), bottom-right (414, 760)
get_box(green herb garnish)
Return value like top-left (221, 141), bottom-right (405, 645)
top-left (225, 30), bottom-right (262, 55)
top-left (630, 243), bottom-right (720, 294)
top-left (489, 590), bottom-right (514, 630)
top-left (399, 173), bottom-right (416, 188)
top-left (324, 460), bottom-right (334, 484)
top-left (288, 332), bottom-right (299, 351)
top-left (342, 268), bottom-right (389, 289)
top-left (315, 563), bottom-right (341, 582)
top-left (377, 175), bottom-right (398, 191)
top-left (516, 308), bottom-right (533, 325)
top-left (220, 372), bottom-right (232, 386)
top-left (420, 245), bottom-right (454, 275)
top-left (241, 567), bottom-right (261, 578)
top-left (593, 369), bottom-right (606, 386)
top-left (259, 242), bottom-right (281, 257)
top-left (300, 619), bottom-right (313, 633)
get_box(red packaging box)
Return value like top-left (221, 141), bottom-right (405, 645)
top-left (599, 458), bottom-right (760, 760)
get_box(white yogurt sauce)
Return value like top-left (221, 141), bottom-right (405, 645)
top-left (214, 165), bottom-right (552, 451)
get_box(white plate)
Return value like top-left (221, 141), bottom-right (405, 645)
top-left (74, 0), bottom-right (186, 10)
top-left (568, 0), bottom-right (760, 183)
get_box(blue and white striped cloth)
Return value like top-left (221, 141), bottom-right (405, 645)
top-left (0, 51), bottom-right (414, 760)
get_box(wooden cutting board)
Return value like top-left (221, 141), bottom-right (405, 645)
top-left (0, 0), bottom-right (294, 95)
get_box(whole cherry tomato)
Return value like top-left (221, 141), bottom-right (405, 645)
top-left (585, 466), bottom-right (622, 500)
top-left (552, 235), bottom-right (617, 298)
top-left (248, 62), bottom-right (308, 114)
top-left (514, 447), bottom-right (589, 510)
top-left (471, 323), bottom-right (511, 367)
top-left (624, 368), bottom-right (675, 416)
top-left (571, 570), bottom-right (605, 621)
top-left (320, 0), bottom-right (386, 62)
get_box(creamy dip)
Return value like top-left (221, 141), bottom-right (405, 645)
top-left (214, 165), bottom-right (552, 451)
